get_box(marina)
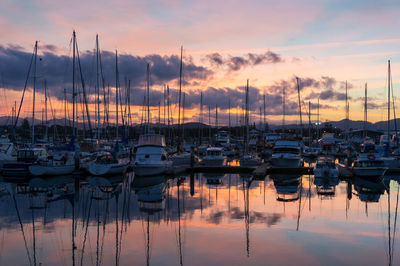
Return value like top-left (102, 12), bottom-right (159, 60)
top-left (2, 1), bottom-right (400, 265)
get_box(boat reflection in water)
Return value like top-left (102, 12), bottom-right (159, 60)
top-left (313, 174), bottom-right (339, 197)
top-left (2, 171), bottom-right (400, 265)
top-left (132, 175), bottom-right (167, 212)
top-left (353, 176), bottom-right (389, 203)
top-left (204, 173), bottom-right (225, 185)
top-left (269, 174), bottom-right (301, 202)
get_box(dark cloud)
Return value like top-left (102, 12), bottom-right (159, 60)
top-left (205, 51), bottom-right (283, 71)
top-left (0, 44), bottom-right (212, 102)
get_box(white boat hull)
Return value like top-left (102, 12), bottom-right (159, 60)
top-left (29, 164), bottom-right (75, 176)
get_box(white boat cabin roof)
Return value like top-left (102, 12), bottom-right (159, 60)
top-left (206, 147), bottom-right (223, 152)
top-left (138, 134), bottom-right (166, 147)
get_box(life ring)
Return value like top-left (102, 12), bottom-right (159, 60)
top-left (367, 154), bottom-right (376, 160)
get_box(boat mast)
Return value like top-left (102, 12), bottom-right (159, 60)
top-left (182, 92), bottom-right (185, 141)
top-left (388, 60), bottom-right (391, 142)
top-left (263, 93), bottom-right (266, 131)
top-left (364, 83), bottom-right (367, 139)
top-left (296, 77), bottom-right (303, 138)
top-left (208, 105), bottom-right (211, 144)
top-left (115, 50), bottom-right (119, 140)
top-left (72, 31), bottom-right (76, 137)
top-left (308, 101), bottom-right (311, 147)
top-left (345, 81), bottom-right (349, 141)
top-left (177, 46), bottom-right (183, 142)
top-left (167, 85), bottom-right (170, 142)
top-left (199, 92), bottom-right (203, 145)
top-left (64, 88), bottom-right (67, 139)
top-left (317, 97), bottom-right (320, 140)
top-left (215, 104), bottom-right (218, 129)
top-left (96, 34), bottom-right (101, 142)
top-left (245, 79), bottom-right (249, 153)
top-left (228, 97), bottom-right (231, 130)
top-left (282, 83), bottom-right (286, 132)
top-left (32, 40), bottom-right (38, 144)
top-left (146, 63), bottom-right (150, 134)
top-left (44, 79), bottom-right (48, 141)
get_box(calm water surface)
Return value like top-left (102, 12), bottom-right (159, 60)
top-left (0, 171), bottom-right (399, 265)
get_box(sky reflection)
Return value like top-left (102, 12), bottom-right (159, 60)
top-left (0, 173), bottom-right (399, 265)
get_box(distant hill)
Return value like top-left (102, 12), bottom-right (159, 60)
top-left (2, 115), bottom-right (400, 132)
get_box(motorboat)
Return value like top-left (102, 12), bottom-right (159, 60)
top-left (319, 133), bottom-right (338, 156)
top-left (313, 156), bottom-right (339, 179)
top-left (271, 140), bottom-right (303, 168)
top-left (133, 134), bottom-right (172, 176)
top-left (239, 153), bottom-right (262, 167)
top-left (202, 147), bottom-right (227, 166)
top-left (352, 153), bottom-right (387, 179)
top-left (215, 131), bottom-right (231, 148)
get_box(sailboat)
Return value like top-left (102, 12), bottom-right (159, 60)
top-left (29, 138), bottom-right (76, 176)
top-left (240, 79), bottom-right (262, 167)
top-left (2, 41), bottom-right (48, 177)
top-left (133, 64), bottom-right (172, 176)
top-left (171, 47), bottom-right (196, 166)
top-left (88, 50), bottom-right (129, 176)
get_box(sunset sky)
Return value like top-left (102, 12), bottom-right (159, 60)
top-left (1, 0), bottom-right (400, 126)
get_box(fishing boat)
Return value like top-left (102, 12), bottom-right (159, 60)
top-left (202, 147), bottom-right (227, 166)
top-left (271, 140), bottom-right (303, 168)
top-left (133, 134), bottom-right (172, 176)
top-left (313, 156), bottom-right (339, 179)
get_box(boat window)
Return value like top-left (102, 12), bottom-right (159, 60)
top-left (145, 154), bottom-right (150, 158)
